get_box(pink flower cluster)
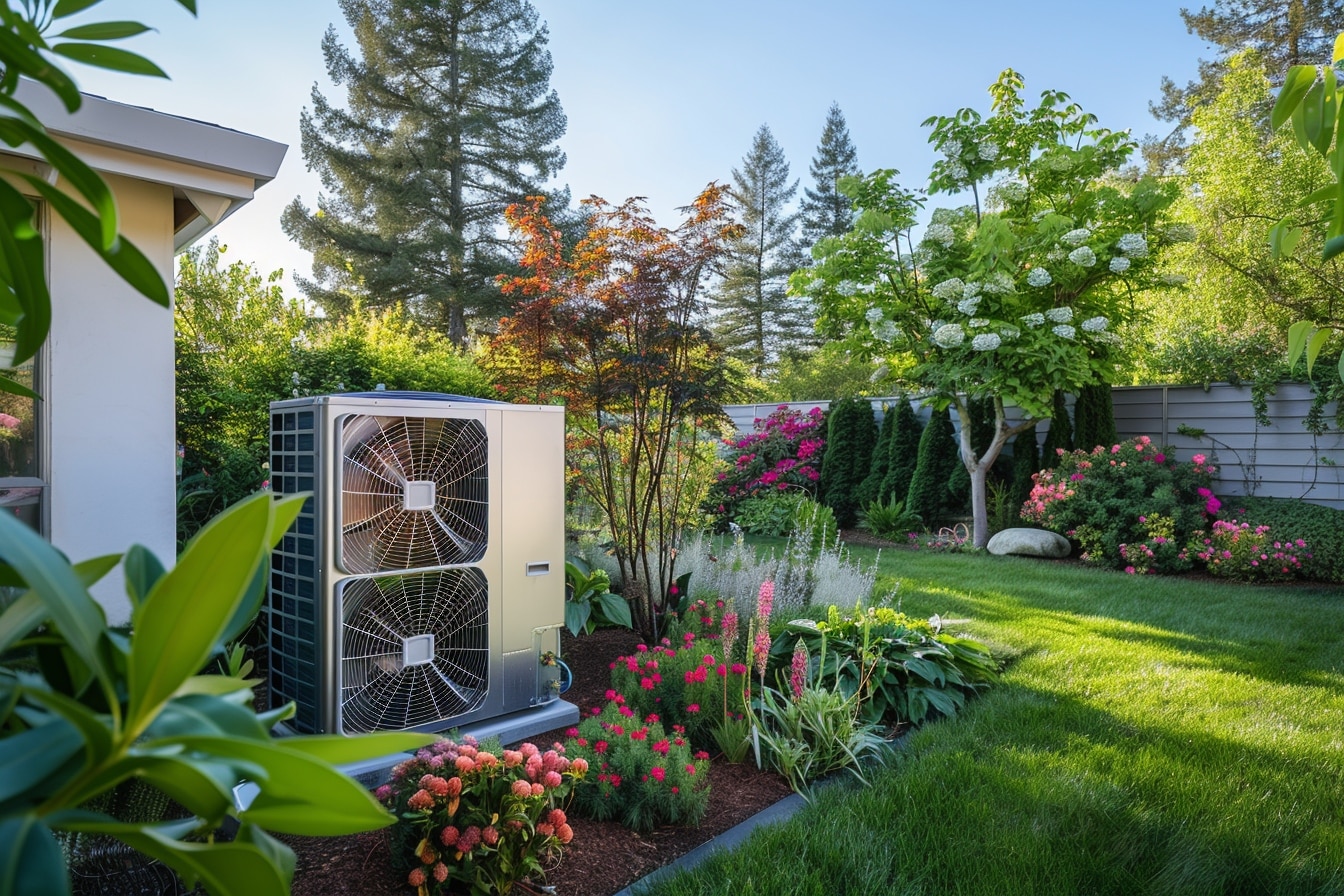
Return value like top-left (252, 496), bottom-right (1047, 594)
top-left (711, 406), bottom-right (825, 515)
top-left (1192, 520), bottom-right (1310, 581)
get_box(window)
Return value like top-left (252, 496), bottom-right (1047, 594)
top-left (0, 348), bottom-right (43, 534)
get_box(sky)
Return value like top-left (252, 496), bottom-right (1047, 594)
top-left (70, 1), bottom-right (1212, 296)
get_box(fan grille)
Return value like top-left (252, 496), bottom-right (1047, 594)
top-left (339, 414), bottom-right (489, 573)
top-left (338, 570), bottom-right (490, 733)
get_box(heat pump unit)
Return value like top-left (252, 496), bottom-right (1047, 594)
top-left (266, 392), bottom-right (566, 735)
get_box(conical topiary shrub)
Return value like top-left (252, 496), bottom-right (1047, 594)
top-left (819, 396), bottom-right (877, 529)
top-left (905, 405), bottom-right (959, 525)
top-left (855, 404), bottom-right (896, 509)
top-left (1072, 382), bottom-right (1117, 453)
top-left (1010, 429), bottom-right (1040, 515)
top-left (880, 397), bottom-right (923, 505)
top-left (1039, 390), bottom-right (1073, 469)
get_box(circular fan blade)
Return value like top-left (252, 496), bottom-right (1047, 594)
top-left (339, 414), bottom-right (489, 573)
top-left (338, 570), bottom-right (490, 733)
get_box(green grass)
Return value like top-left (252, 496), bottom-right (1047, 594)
top-left (639, 549), bottom-right (1344, 896)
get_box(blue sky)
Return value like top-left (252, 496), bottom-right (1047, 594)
top-left (72, 1), bottom-right (1210, 294)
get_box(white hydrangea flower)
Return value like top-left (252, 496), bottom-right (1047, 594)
top-left (999, 325), bottom-right (1021, 340)
top-left (1052, 324), bottom-right (1076, 339)
top-left (997, 181), bottom-right (1027, 203)
top-left (931, 320), bottom-right (946, 332)
top-left (963, 281), bottom-right (982, 299)
top-left (865, 307), bottom-right (885, 323)
top-left (977, 140), bottom-right (1000, 161)
top-left (972, 333), bottom-right (1002, 351)
top-left (1109, 256), bottom-right (1131, 274)
top-left (968, 318), bottom-right (989, 328)
top-left (931, 278), bottom-right (964, 301)
top-left (942, 139), bottom-right (963, 159)
top-left (1068, 246), bottom-right (1097, 267)
top-left (957, 296), bottom-right (981, 316)
top-left (1160, 272), bottom-right (1188, 286)
top-left (1061, 228), bottom-right (1092, 246)
top-left (871, 319), bottom-right (899, 343)
top-left (1081, 316), bottom-right (1109, 332)
top-left (1045, 306), bottom-right (1073, 323)
top-left (924, 223), bottom-right (955, 248)
top-left (947, 160), bottom-right (968, 181)
top-left (932, 323), bottom-right (966, 348)
top-left (1117, 233), bottom-right (1149, 257)
top-left (982, 272), bottom-right (1015, 295)
top-left (1026, 267), bottom-right (1052, 288)
top-left (1022, 313), bottom-right (1045, 328)
top-left (836, 280), bottom-right (859, 296)
top-left (1165, 223), bottom-right (1196, 243)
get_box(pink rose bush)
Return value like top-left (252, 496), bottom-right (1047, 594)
top-left (380, 736), bottom-right (583, 895)
top-left (1189, 519), bottom-right (1311, 582)
top-left (1021, 436), bottom-right (1217, 574)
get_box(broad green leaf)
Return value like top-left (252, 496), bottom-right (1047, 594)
top-left (123, 544), bottom-right (166, 613)
top-left (275, 731), bottom-right (435, 766)
top-left (0, 30), bottom-right (81, 112)
top-left (220, 560), bottom-right (266, 647)
top-left (52, 0), bottom-right (106, 17)
top-left (55, 21), bottom-right (153, 41)
top-left (173, 674), bottom-right (257, 699)
top-left (1335, 31), bottom-right (1344, 65)
top-left (1299, 184), bottom-right (1339, 207)
top-left (1306, 327), bottom-right (1332, 375)
top-left (564, 599), bottom-right (590, 637)
top-left (56, 816), bottom-right (290, 896)
top-left (1269, 220), bottom-right (1303, 260)
top-left (145, 693), bottom-right (272, 742)
top-left (18, 683), bottom-right (113, 758)
top-left (94, 754), bottom-right (237, 824)
top-left (0, 512), bottom-right (108, 686)
top-left (0, 375), bottom-right (39, 399)
top-left (128, 494), bottom-right (271, 731)
top-left (18, 177), bottom-right (169, 307)
top-left (0, 589), bottom-right (45, 655)
top-left (594, 590), bottom-right (633, 628)
top-left (234, 825), bottom-right (296, 885)
top-left (1319, 67), bottom-right (1339, 157)
top-left (50, 44), bottom-right (168, 78)
top-left (0, 117), bottom-right (119, 247)
top-left (174, 736), bottom-right (396, 836)
top-left (72, 553), bottom-right (121, 590)
top-left (176, 0), bottom-right (198, 12)
top-left (1325, 234), bottom-right (1344, 261)
top-left (1274, 65), bottom-right (1321, 132)
top-left (0, 719), bottom-right (82, 803)
top-left (1299, 80), bottom-right (1325, 151)
top-left (0, 178), bottom-right (50, 361)
top-left (0, 816), bottom-right (70, 896)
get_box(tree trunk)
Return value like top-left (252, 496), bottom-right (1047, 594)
top-left (954, 396), bottom-right (1039, 548)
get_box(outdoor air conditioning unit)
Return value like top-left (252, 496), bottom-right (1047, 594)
top-left (266, 392), bottom-right (569, 736)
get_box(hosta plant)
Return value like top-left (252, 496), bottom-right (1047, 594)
top-left (0, 493), bottom-right (433, 896)
top-left (564, 557), bottom-right (632, 637)
top-left (377, 737), bottom-right (586, 895)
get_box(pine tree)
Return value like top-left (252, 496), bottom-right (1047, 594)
top-left (1147, 0), bottom-right (1344, 170)
top-left (713, 124), bottom-right (810, 378)
top-left (800, 103), bottom-right (861, 248)
top-left (905, 406), bottom-right (959, 525)
top-left (880, 397), bottom-right (923, 505)
top-left (1072, 383), bottom-right (1118, 452)
top-left (818, 397), bottom-right (877, 529)
top-left (282, 0), bottom-right (568, 346)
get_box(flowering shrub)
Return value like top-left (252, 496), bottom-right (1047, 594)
top-left (1188, 520), bottom-right (1311, 582)
top-left (706, 405), bottom-right (825, 524)
top-left (564, 704), bottom-right (711, 833)
top-left (378, 736), bottom-right (585, 896)
top-left (1022, 437), bottom-right (1216, 572)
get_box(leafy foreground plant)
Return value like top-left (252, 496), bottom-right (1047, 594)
top-left (377, 737), bottom-right (585, 896)
top-left (563, 557), bottom-right (632, 636)
top-left (0, 493), bottom-right (432, 896)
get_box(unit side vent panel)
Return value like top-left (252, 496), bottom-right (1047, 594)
top-left (268, 408), bottom-right (319, 733)
top-left (339, 415), bottom-right (489, 574)
top-left (338, 569), bottom-right (490, 733)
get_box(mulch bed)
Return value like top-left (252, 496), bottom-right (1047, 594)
top-left (285, 627), bottom-right (793, 896)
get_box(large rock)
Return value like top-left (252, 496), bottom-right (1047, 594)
top-left (987, 527), bottom-right (1071, 558)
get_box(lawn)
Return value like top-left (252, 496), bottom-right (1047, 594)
top-left (640, 548), bottom-right (1344, 895)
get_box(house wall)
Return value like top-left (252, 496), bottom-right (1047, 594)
top-left (47, 172), bottom-right (176, 625)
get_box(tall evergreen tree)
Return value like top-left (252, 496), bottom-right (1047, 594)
top-left (800, 103), bottom-right (861, 247)
top-left (713, 124), bottom-right (810, 377)
top-left (282, 0), bottom-right (568, 346)
top-left (1146, 0), bottom-right (1344, 170)
top-left (905, 406), bottom-right (959, 526)
top-left (880, 398), bottom-right (923, 505)
top-left (1039, 391), bottom-right (1074, 468)
top-left (1072, 383), bottom-right (1118, 452)
top-left (855, 403), bottom-right (896, 509)
top-left (819, 397), bottom-right (877, 529)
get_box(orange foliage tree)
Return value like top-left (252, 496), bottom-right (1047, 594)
top-left (489, 186), bottom-right (743, 637)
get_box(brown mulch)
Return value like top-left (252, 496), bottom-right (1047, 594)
top-left (285, 627), bottom-right (793, 896)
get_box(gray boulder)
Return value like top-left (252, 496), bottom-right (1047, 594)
top-left (987, 527), bottom-right (1071, 558)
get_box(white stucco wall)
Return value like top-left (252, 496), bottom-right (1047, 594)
top-left (46, 172), bottom-right (176, 625)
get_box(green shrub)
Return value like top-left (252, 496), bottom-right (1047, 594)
top-left (1223, 496), bottom-right (1344, 583)
top-left (792, 497), bottom-right (839, 555)
top-left (855, 404), bottom-right (896, 509)
top-left (565, 703), bottom-right (712, 833)
top-left (1187, 518), bottom-right (1310, 582)
top-left (1009, 431), bottom-right (1040, 511)
top-left (706, 406), bottom-right (825, 524)
top-left (1022, 436), bottom-right (1215, 573)
top-left (735, 493), bottom-right (807, 537)
top-left (772, 605), bottom-right (999, 728)
top-left (1072, 383), bottom-right (1117, 452)
top-left (879, 398), bottom-right (923, 503)
top-left (1039, 390), bottom-right (1073, 468)
top-left (858, 496), bottom-right (923, 541)
top-left (905, 406), bottom-right (959, 525)
top-left (819, 397), bottom-right (878, 528)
